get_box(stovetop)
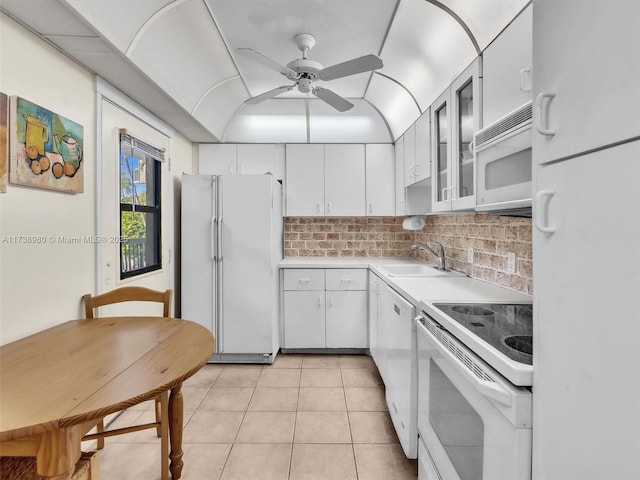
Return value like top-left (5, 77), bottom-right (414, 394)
top-left (433, 303), bottom-right (533, 365)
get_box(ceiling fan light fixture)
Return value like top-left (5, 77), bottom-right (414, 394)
top-left (237, 33), bottom-right (383, 112)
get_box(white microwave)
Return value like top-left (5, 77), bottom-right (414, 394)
top-left (475, 101), bottom-right (533, 216)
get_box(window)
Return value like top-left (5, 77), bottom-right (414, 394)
top-left (119, 132), bottom-right (163, 278)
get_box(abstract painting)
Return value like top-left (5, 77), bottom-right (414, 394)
top-left (9, 96), bottom-right (83, 193)
top-left (0, 92), bottom-right (7, 193)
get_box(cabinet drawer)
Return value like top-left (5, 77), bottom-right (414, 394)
top-left (283, 269), bottom-right (325, 290)
top-left (325, 269), bottom-right (367, 291)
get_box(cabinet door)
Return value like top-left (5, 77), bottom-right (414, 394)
top-left (532, 140), bottom-right (640, 480)
top-left (237, 144), bottom-right (285, 179)
top-left (403, 125), bottom-right (417, 187)
top-left (394, 138), bottom-right (406, 215)
top-left (431, 88), bottom-right (452, 212)
top-left (376, 282), bottom-right (393, 385)
top-left (532, 0), bottom-right (640, 164)
top-left (482, 4), bottom-right (532, 126)
top-left (198, 144), bottom-right (236, 175)
top-left (283, 290), bottom-right (326, 348)
top-left (365, 144), bottom-right (395, 216)
top-left (285, 144), bottom-right (325, 216)
top-left (414, 111), bottom-right (431, 183)
top-left (368, 274), bottom-right (380, 365)
top-left (431, 60), bottom-right (481, 212)
top-left (324, 144), bottom-right (366, 216)
top-left (450, 60), bottom-right (480, 211)
top-left (326, 291), bottom-right (368, 348)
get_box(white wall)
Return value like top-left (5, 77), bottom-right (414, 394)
top-left (0, 13), bottom-right (195, 343)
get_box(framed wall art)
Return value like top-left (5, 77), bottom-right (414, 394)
top-left (0, 92), bottom-right (7, 193)
top-left (9, 96), bottom-right (83, 193)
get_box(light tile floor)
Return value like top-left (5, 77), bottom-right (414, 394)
top-left (92, 354), bottom-right (418, 480)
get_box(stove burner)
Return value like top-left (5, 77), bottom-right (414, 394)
top-left (504, 335), bottom-right (533, 355)
top-left (433, 303), bottom-right (533, 365)
top-left (451, 305), bottom-right (495, 316)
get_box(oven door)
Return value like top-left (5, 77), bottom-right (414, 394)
top-left (475, 125), bottom-right (532, 212)
top-left (416, 314), bottom-right (532, 480)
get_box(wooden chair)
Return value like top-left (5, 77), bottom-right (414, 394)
top-left (0, 451), bottom-right (98, 480)
top-left (81, 286), bottom-right (173, 480)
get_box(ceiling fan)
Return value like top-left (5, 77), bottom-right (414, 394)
top-left (236, 33), bottom-right (383, 112)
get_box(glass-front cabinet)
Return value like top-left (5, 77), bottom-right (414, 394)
top-left (431, 59), bottom-right (481, 212)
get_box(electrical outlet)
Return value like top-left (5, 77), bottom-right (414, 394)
top-left (507, 252), bottom-right (516, 274)
top-left (467, 247), bottom-right (474, 263)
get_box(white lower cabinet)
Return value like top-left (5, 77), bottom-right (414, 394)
top-left (283, 268), bottom-right (368, 349)
top-left (284, 290), bottom-right (326, 348)
top-left (368, 273), bottom-right (381, 365)
top-left (377, 282), bottom-right (418, 459)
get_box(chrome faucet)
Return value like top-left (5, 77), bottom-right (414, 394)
top-left (411, 241), bottom-right (446, 271)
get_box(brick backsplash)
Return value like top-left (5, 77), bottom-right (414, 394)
top-left (284, 214), bottom-right (533, 294)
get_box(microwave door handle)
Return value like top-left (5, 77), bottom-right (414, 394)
top-left (417, 317), bottom-right (513, 407)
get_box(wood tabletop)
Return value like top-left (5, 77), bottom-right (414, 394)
top-left (0, 317), bottom-right (215, 443)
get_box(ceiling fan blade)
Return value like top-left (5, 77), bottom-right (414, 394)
top-left (317, 54), bottom-right (383, 81)
top-left (245, 85), bottom-right (295, 104)
top-left (236, 48), bottom-right (298, 80)
top-left (312, 87), bottom-right (354, 112)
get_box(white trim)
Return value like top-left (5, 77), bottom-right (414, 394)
top-left (95, 77), bottom-right (175, 137)
top-left (94, 76), bottom-right (176, 295)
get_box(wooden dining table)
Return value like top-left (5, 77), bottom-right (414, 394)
top-left (0, 316), bottom-right (215, 479)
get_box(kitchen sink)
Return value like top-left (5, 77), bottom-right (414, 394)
top-left (379, 264), bottom-right (453, 277)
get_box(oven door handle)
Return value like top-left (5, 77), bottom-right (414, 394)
top-left (417, 316), bottom-right (514, 407)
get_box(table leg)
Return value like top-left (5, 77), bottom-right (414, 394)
top-left (169, 383), bottom-right (184, 479)
top-left (36, 428), bottom-right (75, 479)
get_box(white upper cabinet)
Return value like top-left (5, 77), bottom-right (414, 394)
top-left (365, 144), bottom-right (395, 216)
top-left (482, 4), bottom-right (532, 126)
top-left (413, 111), bottom-right (431, 183)
top-left (403, 113), bottom-right (431, 186)
top-left (394, 137), bottom-right (406, 215)
top-left (324, 145), bottom-right (366, 216)
top-left (403, 124), bottom-right (416, 187)
top-left (532, 0), bottom-right (640, 164)
top-left (285, 144), bottom-right (367, 217)
top-left (431, 59), bottom-right (482, 212)
top-left (199, 144), bottom-right (285, 179)
top-left (285, 144), bottom-right (325, 216)
top-left (198, 144), bottom-right (237, 175)
top-left (237, 144), bottom-right (285, 179)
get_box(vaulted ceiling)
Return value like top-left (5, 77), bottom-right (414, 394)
top-left (1, 0), bottom-right (529, 143)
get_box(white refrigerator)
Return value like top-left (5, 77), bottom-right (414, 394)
top-left (181, 174), bottom-right (283, 363)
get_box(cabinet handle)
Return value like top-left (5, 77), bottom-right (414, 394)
top-left (328, 296), bottom-right (333, 308)
top-left (340, 278), bottom-right (352, 284)
top-left (316, 202), bottom-right (321, 214)
top-left (317, 295), bottom-right (322, 307)
top-left (519, 68), bottom-right (532, 92)
top-left (534, 190), bottom-right (556, 234)
top-left (535, 92), bottom-right (556, 136)
top-left (409, 165), bottom-right (416, 178)
top-left (298, 278), bottom-right (310, 284)
top-left (327, 202), bottom-right (331, 214)
top-left (369, 203), bottom-right (373, 215)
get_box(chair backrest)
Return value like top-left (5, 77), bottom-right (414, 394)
top-left (83, 286), bottom-right (173, 319)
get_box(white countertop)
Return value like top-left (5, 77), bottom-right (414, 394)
top-left (279, 256), bottom-right (532, 306)
top-left (278, 256), bottom-right (425, 269)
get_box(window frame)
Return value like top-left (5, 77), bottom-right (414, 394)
top-left (119, 133), bottom-right (163, 279)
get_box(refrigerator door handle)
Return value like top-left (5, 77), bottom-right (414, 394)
top-left (218, 217), bottom-right (223, 261)
top-left (210, 217), bottom-right (218, 261)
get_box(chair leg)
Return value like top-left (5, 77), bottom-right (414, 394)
top-left (159, 390), bottom-right (170, 480)
top-left (155, 397), bottom-right (161, 437)
top-left (97, 420), bottom-right (105, 450)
